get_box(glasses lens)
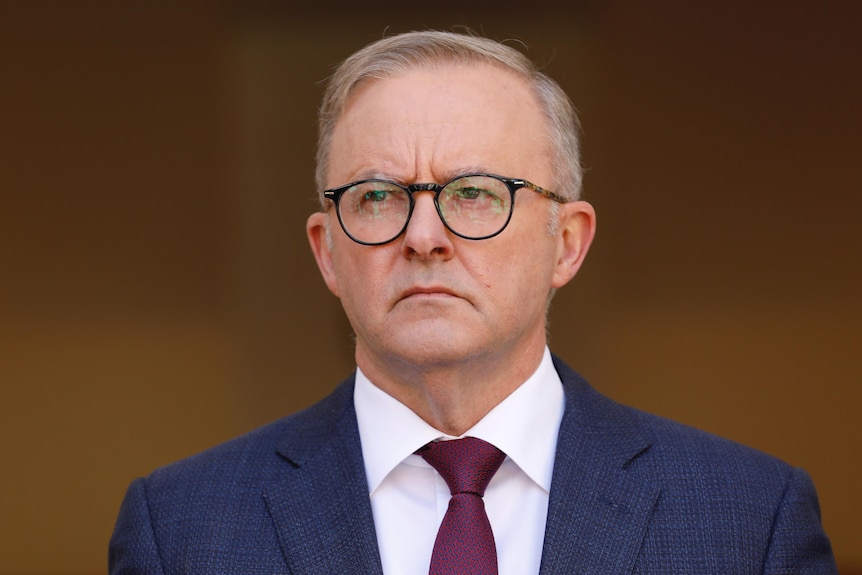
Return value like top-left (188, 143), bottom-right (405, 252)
top-left (438, 175), bottom-right (512, 238)
top-left (337, 180), bottom-right (410, 244)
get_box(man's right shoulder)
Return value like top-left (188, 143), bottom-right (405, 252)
top-left (141, 375), bottom-right (357, 492)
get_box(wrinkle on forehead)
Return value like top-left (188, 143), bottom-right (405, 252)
top-left (326, 63), bottom-right (552, 189)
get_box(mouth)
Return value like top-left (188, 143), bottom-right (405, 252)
top-left (398, 285), bottom-right (462, 302)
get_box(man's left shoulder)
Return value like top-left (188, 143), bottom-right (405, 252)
top-left (625, 404), bottom-right (794, 485)
top-left (551, 356), bottom-right (837, 573)
top-left (553, 354), bottom-right (799, 489)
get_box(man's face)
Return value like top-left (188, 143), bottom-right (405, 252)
top-left (308, 63), bottom-right (594, 375)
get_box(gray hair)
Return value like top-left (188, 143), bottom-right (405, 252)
top-left (315, 30), bottom-right (583, 204)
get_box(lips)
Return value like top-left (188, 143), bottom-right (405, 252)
top-left (398, 285), bottom-right (463, 304)
top-left (402, 285), bottom-right (456, 297)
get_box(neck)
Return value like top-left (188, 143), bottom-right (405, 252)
top-left (356, 341), bottom-right (546, 436)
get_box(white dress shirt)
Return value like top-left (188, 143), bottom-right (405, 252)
top-left (354, 347), bottom-right (565, 575)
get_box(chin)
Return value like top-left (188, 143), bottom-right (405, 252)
top-left (383, 328), bottom-right (484, 367)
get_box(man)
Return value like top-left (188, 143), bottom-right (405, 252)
top-left (109, 31), bottom-right (836, 574)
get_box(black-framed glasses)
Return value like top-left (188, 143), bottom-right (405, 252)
top-left (323, 173), bottom-right (568, 246)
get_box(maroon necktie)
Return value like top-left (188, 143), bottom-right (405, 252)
top-left (417, 437), bottom-right (507, 575)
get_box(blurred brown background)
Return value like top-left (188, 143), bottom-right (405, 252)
top-left (1, 1), bottom-right (859, 573)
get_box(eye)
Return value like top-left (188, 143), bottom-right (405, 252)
top-left (445, 177), bottom-right (506, 206)
top-left (451, 186), bottom-right (486, 200)
top-left (346, 181), bottom-right (408, 217)
top-left (362, 189), bottom-right (393, 202)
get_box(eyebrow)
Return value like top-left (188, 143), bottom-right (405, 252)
top-left (348, 165), bottom-right (495, 185)
top-left (440, 166), bottom-right (494, 182)
top-left (349, 169), bottom-right (392, 182)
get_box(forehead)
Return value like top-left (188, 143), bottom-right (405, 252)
top-left (327, 63), bottom-right (552, 185)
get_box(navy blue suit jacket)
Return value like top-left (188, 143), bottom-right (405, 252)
top-left (110, 357), bottom-right (836, 573)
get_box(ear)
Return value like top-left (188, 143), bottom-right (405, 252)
top-left (551, 201), bottom-right (597, 289)
top-left (306, 211), bottom-right (341, 298)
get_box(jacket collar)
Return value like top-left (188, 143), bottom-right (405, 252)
top-left (539, 355), bottom-right (660, 575)
top-left (264, 358), bottom-right (659, 575)
top-left (266, 377), bottom-right (384, 575)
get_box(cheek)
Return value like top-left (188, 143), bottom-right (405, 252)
top-left (331, 246), bottom-right (391, 307)
top-left (465, 245), bottom-right (545, 307)
top-left (330, 246), bottom-right (365, 301)
top-left (469, 259), bottom-right (494, 290)
top-left (505, 243), bottom-right (557, 299)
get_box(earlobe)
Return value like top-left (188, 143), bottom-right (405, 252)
top-left (551, 201), bottom-right (596, 289)
top-left (306, 212), bottom-right (341, 297)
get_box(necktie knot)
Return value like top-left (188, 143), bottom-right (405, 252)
top-left (418, 437), bottom-right (506, 497)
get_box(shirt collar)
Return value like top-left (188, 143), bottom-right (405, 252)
top-left (354, 347), bottom-right (564, 495)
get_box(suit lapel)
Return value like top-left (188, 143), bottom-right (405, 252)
top-left (259, 362), bottom-right (658, 574)
top-left (540, 358), bottom-right (660, 575)
top-left (264, 379), bottom-right (384, 575)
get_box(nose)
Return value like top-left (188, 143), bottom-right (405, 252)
top-left (401, 191), bottom-right (454, 260)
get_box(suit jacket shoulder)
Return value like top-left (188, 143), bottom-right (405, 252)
top-left (111, 360), bottom-right (836, 575)
top-left (110, 377), bottom-right (384, 575)
top-left (541, 355), bottom-right (837, 575)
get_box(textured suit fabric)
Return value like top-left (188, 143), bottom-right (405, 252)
top-left (109, 356), bottom-right (837, 574)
